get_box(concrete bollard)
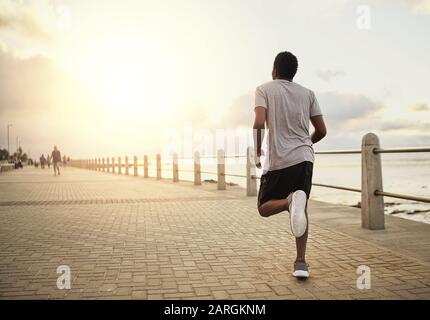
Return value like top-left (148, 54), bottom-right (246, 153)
top-left (133, 155), bottom-right (138, 176)
top-left (144, 155), bottom-right (148, 178)
top-left (361, 133), bottom-right (385, 230)
top-left (125, 156), bottom-right (129, 175)
top-left (156, 154), bottom-right (161, 180)
top-left (118, 157), bottom-right (122, 175)
top-left (111, 157), bottom-right (115, 174)
top-left (194, 151), bottom-right (201, 186)
top-left (106, 157), bottom-right (110, 173)
top-left (172, 153), bottom-right (179, 182)
top-left (217, 149), bottom-right (226, 190)
top-left (246, 146), bottom-right (257, 196)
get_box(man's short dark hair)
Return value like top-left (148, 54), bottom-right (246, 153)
top-left (274, 51), bottom-right (298, 80)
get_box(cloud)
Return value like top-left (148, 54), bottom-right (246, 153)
top-left (315, 69), bottom-right (346, 82)
top-left (402, 0), bottom-right (430, 14)
top-left (316, 91), bottom-right (384, 125)
top-left (379, 121), bottom-right (408, 131)
top-left (223, 93), bottom-right (254, 128)
top-left (0, 44), bottom-right (97, 118)
top-left (0, 47), bottom-right (59, 115)
top-left (409, 103), bottom-right (429, 112)
top-left (379, 120), bottom-right (430, 132)
top-left (222, 90), bottom-right (385, 133)
top-left (0, 46), bottom-right (98, 156)
top-left (0, 0), bottom-right (55, 43)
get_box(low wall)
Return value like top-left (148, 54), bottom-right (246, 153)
top-left (0, 164), bottom-right (15, 173)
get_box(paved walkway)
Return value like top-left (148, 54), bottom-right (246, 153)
top-left (0, 167), bottom-right (429, 300)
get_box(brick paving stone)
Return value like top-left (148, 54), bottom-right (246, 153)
top-left (0, 167), bottom-right (429, 300)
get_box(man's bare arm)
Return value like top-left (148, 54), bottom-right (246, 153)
top-left (253, 107), bottom-right (266, 168)
top-left (310, 115), bottom-right (327, 144)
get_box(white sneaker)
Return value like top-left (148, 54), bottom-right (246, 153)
top-left (293, 261), bottom-right (310, 279)
top-left (287, 190), bottom-right (307, 237)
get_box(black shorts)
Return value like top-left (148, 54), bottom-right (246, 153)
top-left (258, 161), bottom-right (313, 207)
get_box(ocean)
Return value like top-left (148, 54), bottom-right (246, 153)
top-left (139, 152), bottom-right (430, 224)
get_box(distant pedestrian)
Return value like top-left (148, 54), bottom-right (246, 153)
top-left (47, 154), bottom-right (51, 168)
top-left (40, 155), bottom-right (46, 169)
top-left (51, 146), bottom-right (62, 176)
top-left (63, 155), bottom-right (67, 167)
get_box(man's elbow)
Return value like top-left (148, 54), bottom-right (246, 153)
top-left (315, 128), bottom-right (327, 139)
top-left (253, 123), bottom-right (265, 130)
top-left (319, 128), bottom-right (327, 138)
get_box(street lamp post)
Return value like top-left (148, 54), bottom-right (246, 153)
top-left (7, 124), bottom-right (12, 158)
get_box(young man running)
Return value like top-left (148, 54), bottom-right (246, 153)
top-left (253, 51), bottom-right (327, 279)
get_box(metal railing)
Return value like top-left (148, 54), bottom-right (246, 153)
top-left (69, 133), bottom-right (429, 230)
top-left (309, 146), bottom-right (430, 205)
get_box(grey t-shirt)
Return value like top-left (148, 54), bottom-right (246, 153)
top-left (255, 79), bottom-right (322, 172)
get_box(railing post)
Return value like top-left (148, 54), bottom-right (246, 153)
top-left (246, 146), bottom-right (257, 196)
top-left (361, 133), bottom-right (385, 230)
top-left (102, 158), bottom-right (105, 172)
top-left (125, 156), bottom-right (129, 175)
top-left (144, 155), bottom-right (148, 178)
top-left (217, 149), bottom-right (226, 190)
top-left (98, 158), bottom-right (101, 171)
top-left (133, 155), bottom-right (138, 176)
top-left (194, 151), bottom-right (201, 185)
top-left (172, 153), bottom-right (179, 182)
top-left (156, 154), bottom-right (161, 179)
top-left (111, 157), bottom-right (115, 174)
top-left (106, 157), bottom-right (110, 173)
top-left (118, 156), bottom-right (122, 174)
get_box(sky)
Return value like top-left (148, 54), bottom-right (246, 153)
top-left (0, 0), bottom-right (429, 159)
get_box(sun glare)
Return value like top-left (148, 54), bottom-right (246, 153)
top-left (72, 38), bottom-right (179, 122)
